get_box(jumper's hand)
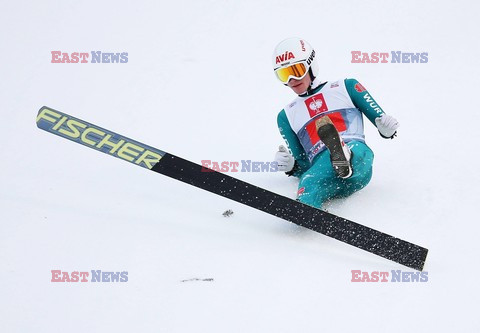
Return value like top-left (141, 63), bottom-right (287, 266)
top-left (375, 114), bottom-right (399, 139)
top-left (274, 145), bottom-right (295, 172)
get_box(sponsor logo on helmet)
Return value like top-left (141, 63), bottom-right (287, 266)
top-left (306, 50), bottom-right (315, 66)
top-left (300, 40), bottom-right (306, 52)
top-left (276, 51), bottom-right (295, 64)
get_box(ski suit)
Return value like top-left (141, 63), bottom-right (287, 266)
top-left (277, 78), bottom-right (386, 209)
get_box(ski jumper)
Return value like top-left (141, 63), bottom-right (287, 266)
top-left (277, 78), bottom-right (386, 209)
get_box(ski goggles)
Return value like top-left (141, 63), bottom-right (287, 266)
top-left (274, 61), bottom-right (308, 83)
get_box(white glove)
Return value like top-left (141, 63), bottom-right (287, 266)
top-left (375, 114), bottom-right (399, 138)
top-left (274, 145), bottom-right (295, 172)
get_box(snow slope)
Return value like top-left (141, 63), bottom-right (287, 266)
top-left (1, 0), bottom-right (480, 332)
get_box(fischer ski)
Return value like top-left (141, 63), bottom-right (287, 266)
top-left (36, 106), bottom-right (428, 271)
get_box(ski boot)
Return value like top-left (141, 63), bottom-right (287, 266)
top-left (316, 116), bottom-right (353, 179)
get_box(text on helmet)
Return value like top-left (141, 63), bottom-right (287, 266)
top-left (276, 51), bottom-right (295, 64)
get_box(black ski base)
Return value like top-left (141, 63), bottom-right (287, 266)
top-left (152, 154), bottom-right (428, 271)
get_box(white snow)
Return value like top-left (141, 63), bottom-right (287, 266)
top-left (1, 0), bottom-right (480, 332)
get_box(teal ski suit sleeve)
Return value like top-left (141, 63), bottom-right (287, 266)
top-left (344, 78), bottom-right (385, 125)
top-left (277, 110), bottom-right (311, 177)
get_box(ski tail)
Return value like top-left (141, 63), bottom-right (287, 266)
top-left (153, 154), bottom-right (428, 271)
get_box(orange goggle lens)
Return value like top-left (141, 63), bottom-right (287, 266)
top-left (275, 62), bottom-right (308, 83)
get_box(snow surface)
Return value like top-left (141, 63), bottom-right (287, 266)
top-left (1, 0), bottom-right (480, 332)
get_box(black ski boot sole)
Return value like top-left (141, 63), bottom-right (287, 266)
top-left (317, 122), bottom-right (353, 178)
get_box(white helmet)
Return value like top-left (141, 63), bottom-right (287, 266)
top-left (272, 37), bottom-right (319, 85)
